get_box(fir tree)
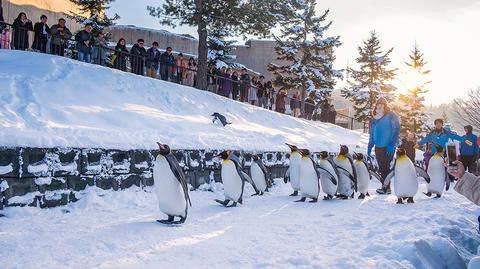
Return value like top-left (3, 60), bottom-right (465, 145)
top-left (268, 1), bottom-right (342, 114)
top-left (68, 0), bottom-right (119, 35)
top-left (341, 31), bottom-right (397, 122)
top-left (207, 29), bottom-right (236, 68)
top-left (397, 43), bottom-right (431, 136)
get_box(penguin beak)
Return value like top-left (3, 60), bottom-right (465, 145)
top-left (156, 142), bottom-right (163, 151)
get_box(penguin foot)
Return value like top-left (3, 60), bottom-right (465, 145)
top-left (309, 198), bottom-right (318, 203)
top-left (396, 198), bottom-right (404, 204)
top-left (350, 192), bottom-right (355, 199)
top-left (323, 195), bottom-right (333, 200)
top-left (251, 192), bottom-right (259, 196)
top-left (294, 197), bottom-right (306, 202)
top-left (423, 192), bottom-right (432, 197)
top-left (435, 194), bottom-right (441, 198)
top-left (366, 192), bottom-right (370, 197)
top-left (358, 193), bottom-right (365, 199)
top-left (407, 197), bottom-right (414, 203)
top-left (214, 199), bottom-right (230, 206)
top-left (171, 217), bottom-right (186, 224)
top-left (336, 194), bottom-right (348, 200)
top-left (226, 202), bottom-right (238, 207)
top-left (157, 215), bottom-right (175, 224)
top-left (238, 198), bottom-right (243, 204)
top-left (289, 191), bottom-right (299, 197)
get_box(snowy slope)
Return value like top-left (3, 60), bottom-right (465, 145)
top-left (0, 50), bottom-right (368, 151)
top-left (0, 179), bottom-right (478, 269)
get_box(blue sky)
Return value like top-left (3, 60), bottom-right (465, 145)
top-left (108, 0), bottom-right (480, 105)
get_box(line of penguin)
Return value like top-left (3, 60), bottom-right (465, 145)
top-left (152, 142), bottom-right (449, 225)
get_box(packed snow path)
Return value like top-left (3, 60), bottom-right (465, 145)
top-left (1, 180), bottom-right (478, 269)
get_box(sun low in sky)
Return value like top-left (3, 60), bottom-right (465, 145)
top-left (108, 0), bottom-right (480, 106)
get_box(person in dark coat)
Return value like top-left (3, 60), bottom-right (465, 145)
top-left (160, 47), bottom-right (174, 81)
top-left (231, 71), bottom-right (240, 100)
top-left (145, 41), bottom-right (160, 78)
top-left (328, 104), bottom-right (337, 124)
top-left (266, 81), bottom-right (275, 110)
top-left (320, 101), bottom-right (330, 122)
top-left (32, 15), bottom-right (50, 53)
top-left (50, 18), bottom-right (72, 56)
top-left (239, 68), bottom-right (250, 102)
top-left (400, 132), bottom-right (416, 163)
top-left (12, 12), bottom-right (33, 50)
top-left (220, 68), bottom-right (233, 98)
top-left (113, 38), bottom-right (128, 71)
top-left (75, 23), bottom-right (94, 63)
top-left (275, 89), bottom-right (287, 114)
top-left (130, 39), bottom-right (147, 75)
top-left (304, 97), bottom-right (315, 120)
top-left (460, 125), bottom-right (479, 173)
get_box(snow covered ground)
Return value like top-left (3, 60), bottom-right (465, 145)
top-left (0, 50), bottom-right (367, 152)
top-left (1, 179), bottom-right (478, 269)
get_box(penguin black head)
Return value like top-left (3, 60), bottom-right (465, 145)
top-left (156, 142), bottom-right (171, 156)
top-left (339, 145), bottom-right (349, 156)
top-left (434, 144), bottom-right (444, 153)
top-left (396, 148), bottom-right (406, 157)
top-left (299, 149), bottom-right (311, 157)
top-left (286, 143), bottom-right (299, 152)
top-left (353, 152), bottom-right (364, 160)
top-left (320, 151), bottom-right (329, 159)
top-left (252, 155), bottom-right (261, 161)
top-left (217, 150), bottom-right (230, 160)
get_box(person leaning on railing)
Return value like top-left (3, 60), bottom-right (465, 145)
top-left (130, 39), bottom-right (146, 76)
top-left (92, 31), bottom-right (107, 66)
top-left (50, 18), bottom-right (72, 56)
top-left (145, 41), bottom-right (160, 78)
top-left (112, 38), bottom-right (128, 71)
top-left (239, 68), bottom-right (250, 102)
top-left (75, 23), bottom-right (94, 63)
top-left (160, 47), bottom-right (174, 81)
top-left (32, 15), bottom-right (50, 53)
top-left (12, 12), bottom-right (33, 50)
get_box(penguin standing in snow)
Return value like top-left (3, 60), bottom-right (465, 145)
top-left (425, 144), bottom-right (449, 198)
top-left (383, 148), bottom-right (430, 204)
top-left (284, 143), bottom-right (302, 196)
top-left (353, 152), bottom-right (382, 199)
top-left (215, 150), bottom-right (252, 207)
top-left (153, 142), bottom-right (192, 224)
top-left (250, 155), bottom-right (270, 195)
top-left (334, 145), bottom-right (357, 199)
top-left (317, 151), bottom-right (339, 200)
top-left (211, 112), bottom-right (232, 126)
top-left (295, 149), bottom-right (321, 203)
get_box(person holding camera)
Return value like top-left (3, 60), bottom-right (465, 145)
top-left (12, 12), bottom-right (33, 50)
top-left (50, 18), bottom-right (72, 56)
top-left (448, 160), bottom-right (480, 205)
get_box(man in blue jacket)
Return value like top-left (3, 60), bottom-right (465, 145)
top-left (367, 97), bottom-right (400, 195)
top-left (460, 125), bottom-right (478, 173)
top-left (418, 119), bottom-right (468, 154)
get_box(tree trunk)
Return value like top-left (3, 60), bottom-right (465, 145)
top-left (300, 86), bottom-right (306, 116)
top-left (195, 0), bottom-right (208, 90)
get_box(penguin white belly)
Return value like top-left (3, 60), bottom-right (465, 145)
top-left (290, 153), bottom-right (302, 191)
top-left (153, 156), bottom-right (187, 217)
top-left (354, 162), bottom-right (370, 195)
top-left (221, 160), bottom-right (243, 202)
top-left (393, 160), bottom-right (418, 198)
top-left (250, 163), bottom-right (267, 192)
top-left (299, 158), bottom-right (319, 198)
top-left (318, 161), bottom-right (338, 196)
top-left (427, 156), bottom-right (446, 195)
top-left (335, 158), bottom-right (354, 196)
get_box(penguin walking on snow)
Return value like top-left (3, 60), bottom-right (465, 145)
top-left (153, 142), bottom-right (192, 224)
top-left (295, 149), bottom-right (321, 203)
top-left (284, 143), bottom-right (302, 196)
top-left (250, 155), bottom-right (270, 195)
top-left (215, 150), bottom-right (252, 207)
top-left (425, 144), bottom-right (449, 198)
top-left (211, 112), bottom-right (231, 126)
top-left (353, 152), bottom-right (382, 199)
top-left (317, 151), bottom-right (339, 200)
top-left (334, 145), bottom-right (357, 199)
top-left (383, 148), bottom-right (430, 204)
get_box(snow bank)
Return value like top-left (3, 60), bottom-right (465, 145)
top-left (0, 50), bottom-right (368, 152)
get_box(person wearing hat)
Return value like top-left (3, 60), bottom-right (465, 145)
top-left (367, 97), bottom-right (400, 195)
top-left (460, 125), bottom-right (478, 174)
top-left (418, 119), bottom-right (469, 155)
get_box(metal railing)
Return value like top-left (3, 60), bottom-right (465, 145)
top-left (0, 20), bottom-right (368, 132)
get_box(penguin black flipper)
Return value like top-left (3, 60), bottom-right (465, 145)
top-left (284, 168), bottom-right (290, 183)
top-left (414, 164), bottom-right (430, 183)
top-left (337, 166), bottom-right (357, 191)
top-left (347, 154), bottom-right (358, 182)
top-left (229, 154), bottom-right (248, 199)
top-left (327, 157), bottom-right (341, 179)
top-left (257, 160), bottom-right (271, 184)
top-left (309, 156), bottom-right (322, 195)
top-left (165, 154), bottom-right (192, 207)
top-left (370, 171), bottom-right (383, 183)
top-left (445, 168), bottom-right (450, 191)
top-left (317, 166), bottom-right (337, 185)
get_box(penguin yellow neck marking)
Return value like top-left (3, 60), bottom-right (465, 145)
top-left (291, 151), bottom-right (301, 156)
top-left (158, 155), bottom-right (165, 160)
top-left (397, 155), bottom-right (409, 162)
top-left (301, 156), bottom-right (309, 160)
top-left (434, 152), bottom-right (443, 157)
top-left (336, 155), bottom-right (347, 161)
top-left (223, 159), bottom-right (233, 164)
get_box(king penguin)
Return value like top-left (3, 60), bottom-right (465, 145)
top-left (383, 148), bottom-right (430, 204)
top-left (317, 151), bottom-right (339, 200)
top-left (295, 149), bottom-right (321, 203)
top-left (425, 144), bottom-right (449, 198)
top-left (153, 142), bottom-right (192, 224)
top-left (284, 143), bottom-right (302, 196)
top-left (250, 155), bottom-right (270, 195)
top-left (215, 150), bottom-right (252, 207)
top-left (334, 145), bottom-right (357, 199)
top-left (353, 152), bottom-right (382, 199)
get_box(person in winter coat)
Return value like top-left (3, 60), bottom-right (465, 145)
top-left (320, 101), bottom-right (330, 122)
top-left (328, 104), bottom-right (337, 124)
top-left (50, 18), bottom-right (72, 56)
top-left (75, 23), bottom-right (94, 63)
top-left (12, 12), bottom-right (33, 50)
top-left (207, 67), bottom-right (218, 93)
top-left (368, 97), bottom-right (400, 195)
top-left (0, 27), bottom-right (11, 49)
top-left (92, 31), bottom-right (107, 66)
top-left (130, 39), bottom-right (147, 75)
top-left (304, 97), bottom-right (315, 120)
top-left (249, 76), bottom-right (259, 105)
top-left (460, 125), bottom-right (479, 173)
top-left (145, 41), bottom-right (160, 78)
top-left (400, 132), bottom-right (416, 163)
top-left (231, 71), bottom-right (240, 100)
top-left (266, 81), bottom-right (275, 110)
top-left (275, 89), bottom-right (287, 114)
top-left (257, 76), bottom-right (268, 108)
top-left (290, 91), bottom-right (301, 117)
top-left (32, 15), bottom-right (50, 53)
top-left (113, 38), bottom-right (128, 71)
top-left (239, 68), bottom-right (250, 102)
top-left (448, 160), bottom-right (480, 205)
top-left (220, 68), bottom-right (233, 98)
top-left (186, 57), bottom-right (196, 87)
top-left (160, 47), bottom-right (175, 81)
top-left (418, 119), bottom-right (469, 154)
top-left (174, 53), bottom-right (187, 84)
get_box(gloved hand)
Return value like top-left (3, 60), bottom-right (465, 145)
top-left (367, 144), bottom-right (373, 157)
top-left (386, 145), bottom-right (396, 156)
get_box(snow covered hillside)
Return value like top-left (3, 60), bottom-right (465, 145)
top-left (1, 180), bottom-right (478, 269)
top-left (0, 50), bottom-right (368, 151)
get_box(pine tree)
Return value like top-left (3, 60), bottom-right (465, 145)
top-left (207, 29), bottom-right (236, 68)
top-left (397, 43), bottom-right (431, 136)
top-left (68, 0), bottom-right (119, 35)
top-left (341, 31), bottom-right (397, 122)
top-left (268, 1), bottom-right (342, 114)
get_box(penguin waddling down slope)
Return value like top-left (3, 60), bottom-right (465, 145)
top-left (334, 145), bottom-right (357, 199)
top-left (211, 112), bottom-right (232, 127)
top-left (317, 151), bottom-right (339, 200)
top-left (295, 149), bottom-right (321, 203)
top-left (250, 155), bottom-right (271, 195)
top-left (425, 144), bottom-right (450, 198)
top-left (383, 148), bottom-right (430, 204)
top-left (284, 143), bottom-right (302, 196)
top-left (215, 150), bottom-right (253, 207)
top-left (353, 152), bottom-right (382, 199)
top-left (153, 142), bottom-right (192, 224)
